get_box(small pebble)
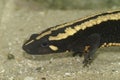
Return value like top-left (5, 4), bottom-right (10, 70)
top-left (118, 62), bottom-right (120, 65)
top-left (7, 54), bottom-right (15, 60)
top-left (24, 76), bottom-right (34, 80)
top-left (0, 67), bottom-right (5, 73)
top-left (64, 72), bottom-right (71, 76)
top-left (35, 67), bottom-right (44, 72)
top-left (41, 77), bottom-right (46, 80)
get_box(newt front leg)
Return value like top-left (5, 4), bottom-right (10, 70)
top-left (83, 33), bottom-right (100, 67)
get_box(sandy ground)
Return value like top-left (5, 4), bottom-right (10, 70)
top-left (0, 0), bottom-right (120, 80)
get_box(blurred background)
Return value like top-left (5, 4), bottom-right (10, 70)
top-left (15, 0), bottom-right (120, 10)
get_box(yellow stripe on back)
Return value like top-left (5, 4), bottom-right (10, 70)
top-left (49, 12), bottom-right (120, 41)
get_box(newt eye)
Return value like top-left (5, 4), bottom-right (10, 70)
top-left (41, 42), bottom-right (48, 47)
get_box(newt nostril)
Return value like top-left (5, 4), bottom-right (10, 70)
top-left (22, 45), bottom-right (31, 53)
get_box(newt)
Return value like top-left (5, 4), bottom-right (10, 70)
top-left (22, 10), bottom-right (120, 66)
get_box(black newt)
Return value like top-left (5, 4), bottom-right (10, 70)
top-left (22, 10), bottom-right (120, 67)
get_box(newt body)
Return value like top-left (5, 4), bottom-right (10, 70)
top-left (22, 11), bottom-right (120, 66)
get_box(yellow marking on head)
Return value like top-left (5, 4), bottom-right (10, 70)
top-left (25, 40), bottom-right (34, 45)
top-left (36, 22), bottom-right (78, 40)
top-left (49, 12), bottom-right (120, 41)
top-left (101, 43), bottom-right (120, 48)
top-left (49, 45), bottom-right (58, 51)
top-left (36, 31), bottom-right (51, 40)
top-left (49, 27), bottom-right (77, 40)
